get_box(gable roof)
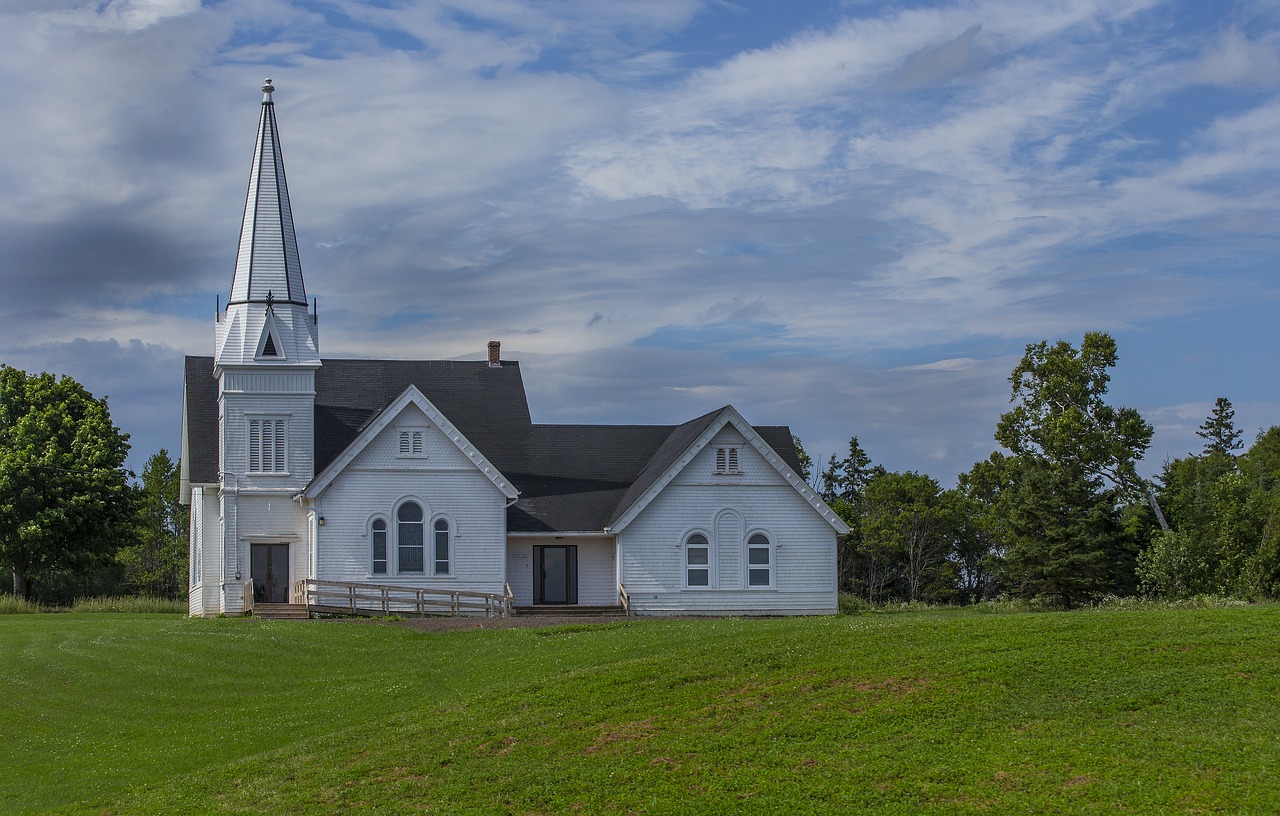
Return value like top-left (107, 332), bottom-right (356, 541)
top-left (304, 384), bottom-right (518, 500)
top-left (180, 356), bottom-right (830, 534)
top-left (182, 355), bottom-right (532, 486)
top-left (607, 406), bottom-right (851, 535)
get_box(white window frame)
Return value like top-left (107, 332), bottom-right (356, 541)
top-left (370, 516), bottom-right (389, 576)
top-left (396, 500), bottom-right (425, 575)
top-left (247, 416), bottom-right (288, 474)
top-left (431, 515), bottom-right (453, 576)
top-left (745, 531), bottom-right (775, 589)
top-left (684, 531), bottom-right (713, 589)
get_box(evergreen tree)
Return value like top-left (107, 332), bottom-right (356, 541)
top-left (1197, 397), bottom-right (1243, 456)
top-left (118, 450), bottom-right (188, 598)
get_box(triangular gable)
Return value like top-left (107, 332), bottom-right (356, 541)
top-left (255, 311), bottom-right (285, 360)
top-left (302, 384), bottom-right (519, 500)
top-left (607, 405), bottom-right (850, 535)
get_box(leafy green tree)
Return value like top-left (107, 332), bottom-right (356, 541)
top-left (117, 450), bottom-right (188, 598)
top-left (992, 333), bottom-right (1151, 604)
top-left (0, 365), bottom-right (132, 599)
top-left (1197, 397), bottom-right (1243, 456)
top-left (1140, 426), bottom-right (1280, 600)
top-left (996, 332), bottom-right (1153, 498)
top-left (858, 471), bottom-right (950, 603)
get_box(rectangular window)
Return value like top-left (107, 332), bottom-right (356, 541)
top-left (433, 522), bottom-right (449, 574)
top-left (399, 526), bottom-right (424, 573)
top-left (687, 546), bottom-right (710, 587)
top-left (248, 418), bottom-right (287, 473)
top-left (748, 546), bottom-right (771, 587)
top-left (372, 527), bottom-right (387, 575)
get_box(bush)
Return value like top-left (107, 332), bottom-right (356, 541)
top-left (70, 596), bottom-right (186, 614)
top-left (0, 593), bottom-right (40, 614)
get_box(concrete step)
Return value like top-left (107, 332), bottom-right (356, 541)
top-left (253, 603), bottom-right (310, 620)
top-left (512, 604), bottom-right (626, 617)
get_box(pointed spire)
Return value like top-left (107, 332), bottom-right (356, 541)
top-left (229, 78), bottom-right (307, 307)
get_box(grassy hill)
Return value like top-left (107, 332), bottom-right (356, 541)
top-left (2, 606), bottom-right (1277, 814)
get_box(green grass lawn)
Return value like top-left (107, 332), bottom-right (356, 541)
top-left (2, 607), bottom-right (1278, 815)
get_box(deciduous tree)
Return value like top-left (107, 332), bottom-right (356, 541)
top-left (0, 366), bottom-right (132, 599)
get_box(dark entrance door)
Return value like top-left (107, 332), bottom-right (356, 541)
top-left (534, 545), bottom-right (578, 605)
top-left (251, 543), bottom-right (290, 604)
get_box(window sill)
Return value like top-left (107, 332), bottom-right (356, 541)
top-left (246, 471), bottom-right (291, 477)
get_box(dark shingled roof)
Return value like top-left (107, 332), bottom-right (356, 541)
top-left (182, 355), bottom-right (800, 532)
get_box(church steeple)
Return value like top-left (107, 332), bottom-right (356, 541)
top-left (230, 78), bottom-right (307, 306)
top-left (216, 79), bottom-right (320, 369)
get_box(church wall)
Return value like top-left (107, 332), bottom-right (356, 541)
top-left (313, 468), bottom-right (508, 595)
top-left (618, 429), bottom-right (838, 616)
top-left (505, 537), bottom-right (617, 606)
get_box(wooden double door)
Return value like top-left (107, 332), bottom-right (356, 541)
top-left (533, 545), bottom-right (578, 605)
top-left (251, 543), bottom-right (290, 604)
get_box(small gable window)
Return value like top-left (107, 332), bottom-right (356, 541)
top-left (248, 418), bottom-right (287, 473)
top-left (397, 502), bottom-right (425, 574)
top-left (686, 533), bottom-right (711, 588)
top-left (261, 334), bottom-right (279, 357)
top-left (398, 430), bottom-right (425, 457)
top-left (747, 533), bottom-right (773, 588)
top-left (715, 447), bottom-right (741, 475)
top-left (371, 518), bottom-right (388, 575)
top-left (433, 518), bottom-right (451, 574)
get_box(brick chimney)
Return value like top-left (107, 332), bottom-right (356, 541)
top-left (487, 340), bottom-right (501, 368)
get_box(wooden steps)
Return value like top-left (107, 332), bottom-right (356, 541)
top-left (252, 603), bottom-right (310, 620)
top-left (512, 605), bottom-right (626, 617)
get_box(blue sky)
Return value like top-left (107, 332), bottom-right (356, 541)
top-left (0, 0), bottom-right (1277, 484)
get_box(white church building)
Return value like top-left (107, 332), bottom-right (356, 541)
top-left (181, 81), bottom-right (848, 618)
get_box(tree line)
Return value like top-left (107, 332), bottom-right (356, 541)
top-left (0, 365), bottom-right (187, 604)
top-left (4, 331), bottom-right (1278, 608)
top-left (801, 333), bottom-right (1280, 608)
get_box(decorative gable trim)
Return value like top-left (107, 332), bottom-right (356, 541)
top-left (300, 384), bottom-right (519, 500)
top-left (608, 406), bottom-right (850, 535)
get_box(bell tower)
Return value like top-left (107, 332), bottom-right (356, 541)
top-left (212, 79), bottom-right (320, 612)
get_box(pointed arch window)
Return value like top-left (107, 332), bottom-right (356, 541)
top-left (397, 502), bottom-right (424, 573)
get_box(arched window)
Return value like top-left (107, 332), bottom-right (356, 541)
top-left (747, 533), bottom-right (773, 588)
top-left (371, 518), bottom-right (388, 575)
top-left (433, 518), bottom-right (450, 574)
top-left (685, 532), bottom-right (710, 588)
top-left (397, 502), bottom-right (424, 573)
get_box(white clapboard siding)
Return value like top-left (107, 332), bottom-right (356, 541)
top-left (618, 427), bottom-right (838, 615)
top-left (315, 468), bottom-right (508, 594)
top-left (505, 537), bottom-right (617, 606)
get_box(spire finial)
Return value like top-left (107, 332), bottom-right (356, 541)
top-left (262, 78), bottom-right (274, 102)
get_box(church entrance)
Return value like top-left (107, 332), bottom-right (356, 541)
top-left (251, 543), bottom-right (290, 604)
top-left (533, 545), bottom-right (578, 605)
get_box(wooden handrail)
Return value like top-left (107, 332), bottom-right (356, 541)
top-left (618, 582), bottom-right (630, 616)
top-left (299, 579), bottom-right (513, 618)
top-left (243, 580), bottom-right (254, 615)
